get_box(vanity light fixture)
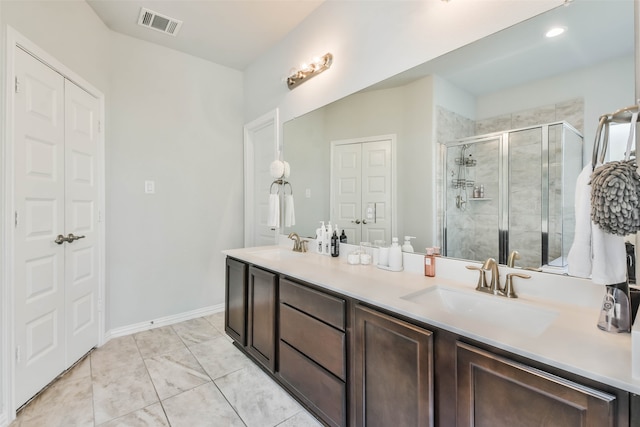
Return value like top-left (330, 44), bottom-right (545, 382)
top-left (287, 53), bottom-right (333, 90)
top-left (545, 27), bottom-right (566, 38)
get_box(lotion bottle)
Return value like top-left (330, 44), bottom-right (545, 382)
top-left (317, 222), bottom-right (325, 254)
top-left (424, 247), bottom-right (436, 277)
top-left (325, 222), bottom-right (332, 255)
top-left (388, 237), bottom-right (403, 270)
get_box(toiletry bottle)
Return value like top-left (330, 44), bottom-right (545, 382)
top-left (331, 230), bottom-right (339, 257)
top-left (473, 185), bottom-right (480, 198)
top-left (340, 229), bottom-right (347, 244)
top-left (325, 222), bottom-right (332, 255)
top-left (425, 247), bottom-right (436, 277)
top-left (317, 222), bottom-right (325, 253)
top-left (401, 236), bottom-right (415, 253)
top-left (480, 184), bottom-right (485, 198)
top-left (388, 237), bottom-right (403, 270)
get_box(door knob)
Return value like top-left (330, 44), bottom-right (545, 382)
top-left (55, 233), bottom-right (86, 244)
top-left (55, 234), bottom-right (70, 245)
top-left (66, 233), bottom-right (86, 243)
top-left (352, 219), bottom-right (361, 224)
top-left (362, 219), bottom-right (367, 224)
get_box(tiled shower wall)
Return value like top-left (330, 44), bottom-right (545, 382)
top-left (437, 98), bottom-right (583, 267)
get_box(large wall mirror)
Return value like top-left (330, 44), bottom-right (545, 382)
top-left (282, 0), bottom-right (635, 272)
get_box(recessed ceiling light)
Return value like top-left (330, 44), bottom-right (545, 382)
top-left (545, 27), bottom-right (566, 38)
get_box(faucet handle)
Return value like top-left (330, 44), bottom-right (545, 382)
top-left (504, 272), bottom-right (530, 298)
top-left (300, 240), bottom-right (309, 253)
top-left (466, 265), bottom-right (488, 290)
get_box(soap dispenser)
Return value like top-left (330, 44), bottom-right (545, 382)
top-left (388, 237), bottom-right (403, 271)
top-left (402, 236), bottom-right (416, 253)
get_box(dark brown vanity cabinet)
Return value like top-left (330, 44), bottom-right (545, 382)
top-left (246, 265), bottom-right (278, 372)
top-left (225, 257), bottom-right (634, 427)
top-left (225, 257), bottom-right (248, 345)
top-left (353, 304), bottom-right (434, 427)
top-left (278, 278), bottom-right (347, 427)
top-left (456, 342), bottom-right (619, 427)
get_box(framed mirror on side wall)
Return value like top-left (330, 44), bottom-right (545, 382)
top-left (282, 0), bottom-right (635, 274)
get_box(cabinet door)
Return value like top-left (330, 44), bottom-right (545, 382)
top-left (456, 342), bottom-right (616, 427)
top-left (225, 258), bottom-right (247, 345)
top-left (247, 266), bottom-right (278, 372)
top-left (354, 305), bottom-right (434, 427)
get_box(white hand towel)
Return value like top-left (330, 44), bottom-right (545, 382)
top-left (568, 164), bottom-right (627, 284)
top-left (268, 194), bottom-right (280, 228)
top-left (284, 194), bottom-right (295, 227)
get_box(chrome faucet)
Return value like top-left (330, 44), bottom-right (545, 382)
top-left (504, 272), bottom-right (531, 298)
top-left (465, 265), bottom-right (488, 291)
top-left (482, 257), bottom-right (504, 296)
top-left (507, 250), bottom-right (520, 268)
top-left (288, 232), bottom-right (308, 253)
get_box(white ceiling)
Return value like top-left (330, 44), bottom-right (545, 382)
top-left (86, 0), bottom-right (324, 70)
top-left (367, 0), bottom-right (634, 96)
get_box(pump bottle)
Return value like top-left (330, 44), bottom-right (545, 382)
top-left (424, 247), bottom-right (436, 277)
top-left (388, 237), bottom-right (403, 270)
top-left (331, 230), bottom-right (339, 257)
top-left (402, 236), bottom-right (416, 253)
top-left (317, 222), bottom-right (325, 254)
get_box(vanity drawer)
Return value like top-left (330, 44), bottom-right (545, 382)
top-left (279, 278), bottom-right (345, 330)
top-left (279, 341), bottom-right (346, 427)
top-left (280, 303), bottom-right (346, 380)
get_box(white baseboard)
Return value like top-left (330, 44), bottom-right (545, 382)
top-left (104, 303), bottom-right (225, 342)
top-left (0, 412), bottom-right (9, 427)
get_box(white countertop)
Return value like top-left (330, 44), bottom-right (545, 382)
top-left (223, 243), bottom-right (639, 394)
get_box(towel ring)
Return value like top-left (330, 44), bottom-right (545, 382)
top-left (270, 179), bottom-right (292, 194)
top-left (592, 104), bottom-right (640, 169)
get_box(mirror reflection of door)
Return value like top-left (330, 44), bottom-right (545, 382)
top-left (244, 110), bottom-right (279, 247)
top-left (331, 136), bottom-right (393, 245)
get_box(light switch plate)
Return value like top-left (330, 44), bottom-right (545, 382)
top-left (305, 188), bottom-right (311, 198)
top-left (145, 180), bottom-right (155, 194)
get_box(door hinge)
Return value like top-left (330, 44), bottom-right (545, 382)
top-left (15, 76), bottom-right (20, 93)
top-left (15, 211), bottom-right (18, 228)
top-left (15, 346), bottom-right (21, 363)
top-left (98, 120), bottom-right (101, 133)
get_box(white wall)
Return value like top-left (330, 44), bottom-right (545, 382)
top-left (107, 32), bottom-right (243, 329)
top-left (0, 2), bottom-right (243, 420)
top-left (243, 0), bottom-right (562, 126)
top-left (476, 55), bottom-right (635, 165)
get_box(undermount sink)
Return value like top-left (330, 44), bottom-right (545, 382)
top-left (401, 285), bottom-right (559, 337)
top-left (248, 248), bottom-right (305, 261)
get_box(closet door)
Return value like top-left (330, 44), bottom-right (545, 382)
top-left (332, 143), bottom-right (363, 244)
top-left (64, 81), bottom-right (100, 364)
top-left (361, 140), bottom-right (392, 244)
top-left (13, 48), bottom-right (100, 407)
top-left (13, 47), bottom-right (67, 406)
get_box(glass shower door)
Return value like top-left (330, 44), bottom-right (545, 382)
top-left (444, 137), bottom-right (501, 262)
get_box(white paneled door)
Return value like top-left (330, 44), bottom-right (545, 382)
top-left (13, 47), bottom-right (100, 407)
top-left (244, 110), bottom-right (279, 247)
top-left (331, 137), bottom-right (392, 245)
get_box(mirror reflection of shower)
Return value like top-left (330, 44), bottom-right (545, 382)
top-left (452, 144), bottom-right (476, 210)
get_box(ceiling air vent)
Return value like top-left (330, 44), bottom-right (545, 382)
top-left (137, 8), bottom-right (182, 36)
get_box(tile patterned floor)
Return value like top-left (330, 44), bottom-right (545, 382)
top-left (10, 312), bottom-right (322, 427)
